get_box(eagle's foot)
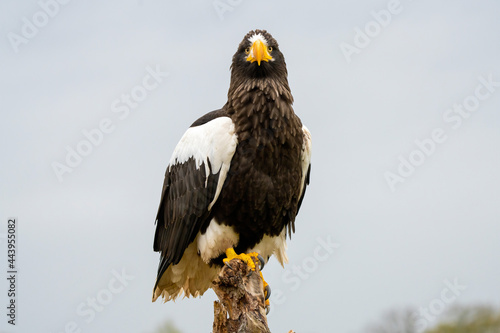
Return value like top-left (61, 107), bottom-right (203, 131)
top-left (223, 248), bottom-right (259, 271)
top-left (246, 254), bottom-right (266, 277)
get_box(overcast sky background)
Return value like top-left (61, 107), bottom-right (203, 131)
top-left (1, 0), bottom-right (499, 332)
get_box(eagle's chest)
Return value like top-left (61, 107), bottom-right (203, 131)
top-left (211, 106), bottom-right (303, 243)
top-left (229, 98), bottom-right (303, 176)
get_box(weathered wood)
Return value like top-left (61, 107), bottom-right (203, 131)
top-left (212, 257), bottom-right (271, 333)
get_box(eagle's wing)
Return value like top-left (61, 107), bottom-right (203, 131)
top-left (153, 112), bottom-right (238, 289)
top-left (297, 125), bottom-right (312, 214)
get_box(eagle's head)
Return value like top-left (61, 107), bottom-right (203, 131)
top-left (230, 30), bottom-right (288, 80)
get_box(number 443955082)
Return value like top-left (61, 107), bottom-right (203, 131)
top-left (7, 218), bottom-right (16, 270)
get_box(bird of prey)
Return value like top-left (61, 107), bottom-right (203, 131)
top-left (152, 30), bottom-right (311, 310)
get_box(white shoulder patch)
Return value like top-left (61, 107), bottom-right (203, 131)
top-left (168, 116), bottom-right (238, 209)
top-left (300, 125), bottom-right (312, 194)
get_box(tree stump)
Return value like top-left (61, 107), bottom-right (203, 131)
top-left (212, 257), bottom-right (271, 333)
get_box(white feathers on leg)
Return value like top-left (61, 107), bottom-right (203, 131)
top-left (197, 219), bottom-right (239, 263)
top-left (248, 229), bottom-right (288, 267)
top-left (153, 238), bottom-right (219, 302)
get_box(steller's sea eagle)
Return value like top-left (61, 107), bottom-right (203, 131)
top-left (152, 30), bottom-right (311, 309)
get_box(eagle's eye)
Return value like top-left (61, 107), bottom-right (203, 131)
top-left (245, 47), bottom-right (251, 54)
top-left (268, 46), bottom-right (273, 52)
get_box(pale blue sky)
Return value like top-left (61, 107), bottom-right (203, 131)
top-left (1, 1), bottom-right (499, 332)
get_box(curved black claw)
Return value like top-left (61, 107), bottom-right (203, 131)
top-left (246, 270), bottom-right (254, 277)
top-left (264, 284), bottom-right (271, 300)
top-left (257, 254), bottom-right (266, 270)
top-left (225, 261), bottom-right (234, 270)
top-left (266, 304), bottom-right (271, 315)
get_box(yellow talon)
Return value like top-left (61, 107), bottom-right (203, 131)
top-left (261, 271), bottom-right (271, 307)
top-left (223, 248), bottom-right (258, 271)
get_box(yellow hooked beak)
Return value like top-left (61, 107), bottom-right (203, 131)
top-left (246, 39), bottom-right (273, 66)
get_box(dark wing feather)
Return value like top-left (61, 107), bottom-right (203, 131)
top-left (153, 158), bottom-right (219, 289)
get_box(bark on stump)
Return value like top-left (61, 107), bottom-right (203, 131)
top-left (212, 257), bottom-right (271, 333)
